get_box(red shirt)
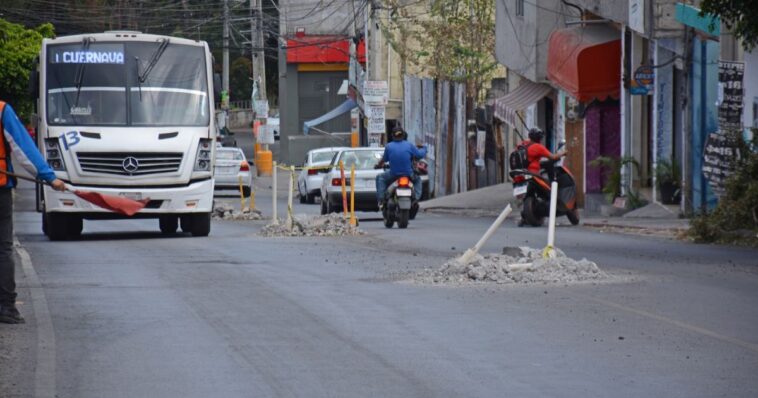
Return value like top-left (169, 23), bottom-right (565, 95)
top-left (522, 140), bottom-right (551, 174)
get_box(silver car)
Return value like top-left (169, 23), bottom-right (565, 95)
top-left (319, 148), bottom-right (385, 214)
top-left (297, 147), bottom-right (345, 204)
top-left (214, 147), bottom-right (252, 197)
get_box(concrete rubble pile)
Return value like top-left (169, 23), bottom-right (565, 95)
top-left (212, 203), bottom-right (263, 221)
top-left (416, 246), bottom-right (607, 285)
top-left (259, 214), bottom-right (363, 237)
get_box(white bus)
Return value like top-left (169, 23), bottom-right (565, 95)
top-left (32, 31), bottom-right (218, 240)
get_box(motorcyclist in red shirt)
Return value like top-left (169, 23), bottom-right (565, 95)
top-left (522, 128), bottom-right (566, 179)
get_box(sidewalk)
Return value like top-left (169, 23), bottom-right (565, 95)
top-left (421, 183), bottom-right (689, 236)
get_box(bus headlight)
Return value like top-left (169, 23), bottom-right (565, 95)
top-left (194, 138), bottom-right (213, 171)
top-left (45, 139), bottom-right (66, 171)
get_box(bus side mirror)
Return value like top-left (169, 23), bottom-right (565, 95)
top-left (28, 69), bottom-right (39, 100)
top-left (213, 73), bottom-right (222, 103)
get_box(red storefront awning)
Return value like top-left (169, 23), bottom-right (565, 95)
top-left (286, 35), bottom-right (365, 64)
top-left (546, 25), bottom-right (621, 103)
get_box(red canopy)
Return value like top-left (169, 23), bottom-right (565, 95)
top-left (547, 25), bottom-right (621, 103)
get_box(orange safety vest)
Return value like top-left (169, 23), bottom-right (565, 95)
top-left (0, 101), bottom-right (7, 186)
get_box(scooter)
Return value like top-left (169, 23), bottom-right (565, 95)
top-left (382, 175), bottom-right (414, 229)
top-left (511, 142), bottom-right (580, 226)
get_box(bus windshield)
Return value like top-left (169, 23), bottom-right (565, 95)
top-left (46, 41), bottom-right (209, 127)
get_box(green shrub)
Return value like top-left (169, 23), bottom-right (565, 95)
top-left (689, 131), bottom-right (758, 246)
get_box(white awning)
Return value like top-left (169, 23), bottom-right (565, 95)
top-left (493, 80), bottom-right (552, 127)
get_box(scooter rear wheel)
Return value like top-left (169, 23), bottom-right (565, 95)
top-left (566, 208), bottom-right (580, 225)
top-left (523, 197), bottom-right (544, 227)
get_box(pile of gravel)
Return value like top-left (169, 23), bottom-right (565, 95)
top-left (415, 246), bottom-right (607, 285)
top-left (212, 203), bottom-right (264, 221)
top-left (259, 214), bottom-right (363, 237)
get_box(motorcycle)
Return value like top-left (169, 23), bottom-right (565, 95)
top-left (511, 142), bottom-right (580, 226)
top-left (382, 175), bottom-right (415, 229)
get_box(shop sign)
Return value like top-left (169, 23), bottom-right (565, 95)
top-left (631, 65), bottom-right (654, 95)
top-left (702, 132), bottom-right (741, 198)
top-left (718, 61), bottom-right (744, 131)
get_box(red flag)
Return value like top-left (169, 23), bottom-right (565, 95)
top-left (73, 190), bottom-right (150, 216)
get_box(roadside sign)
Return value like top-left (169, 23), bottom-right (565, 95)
top-left (258, 124), bottom-right (275, 144)
top-left (367, 105), bottom-right (385, 134)
top-left (254, 100), bottom-right (269, 119)
top-left (363, 80), bottom-right (389, 105)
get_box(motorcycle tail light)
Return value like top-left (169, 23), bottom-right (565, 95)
top-left (398, 176), bottom-right (410, 187)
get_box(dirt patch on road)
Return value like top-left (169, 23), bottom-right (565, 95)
top-left (412, 246), bottom-right (608, 285)
top-left (259, 214), bottom-right (363, 237)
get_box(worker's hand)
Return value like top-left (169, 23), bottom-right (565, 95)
top-left (50, 179), bottom-right (66, 192)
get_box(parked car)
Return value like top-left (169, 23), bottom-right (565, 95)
top-left (268, 112), bottom-right (280, 141)
top-left (297, 147), bottom-right (345, 204)
top-left (320, 148), bottom-right (385, 214)
top-left (213, 147), bottom-right (252, 197)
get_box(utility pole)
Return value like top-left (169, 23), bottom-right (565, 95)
top-left (223, 0), bottom-right (230, 101)
top-left (250, 0), bottom-right (267, 100)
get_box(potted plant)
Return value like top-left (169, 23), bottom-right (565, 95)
top-left (655, 159), bottom-right (681, 204)
top-left (588, 155), bottom-right (640, 204)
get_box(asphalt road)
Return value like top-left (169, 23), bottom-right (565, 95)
top-left (3, 181), bottom-right (758, 397)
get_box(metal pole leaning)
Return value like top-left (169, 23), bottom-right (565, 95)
top-left (349, 165), bottom-right (357, 226)
top-left (287, 166), bottom-right (295, 229)
top-left (543, 181), bottom-right (559, 258)
top-left (456, 204), bottom-right (513, 265)
top-left (340, 161), bottom-right (348, 217)
top-left (272, 161), bottom-right (278, 224)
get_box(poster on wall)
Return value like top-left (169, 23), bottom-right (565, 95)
top-left (718, 61), bottom-right (744, 130)
top-left (702, 132), bottom-right (742, 198)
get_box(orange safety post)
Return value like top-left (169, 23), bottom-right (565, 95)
top-left (256, 150), bottom-right (273, 176)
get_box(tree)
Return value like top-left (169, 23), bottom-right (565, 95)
top-left (0, 18), bottom-right (54, 121)
top-left (381, 0), bottom-right (497, 108)
top-left (700, 0), bottom-right (758, 50)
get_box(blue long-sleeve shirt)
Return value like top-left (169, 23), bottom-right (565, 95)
top-left (382, 140), bottom-right (427, 178)
top-left (2, 103), bottom-right (57, 188)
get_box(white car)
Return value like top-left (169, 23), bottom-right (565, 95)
top-left (213, 147), bottom-right (252, 197)
top-left (297, 147), bottom-right (345, 204)
top-left (320, 148), bottom-right (385, 214)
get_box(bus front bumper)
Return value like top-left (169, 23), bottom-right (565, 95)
top-left (44, 179), bottom-right (214, 215)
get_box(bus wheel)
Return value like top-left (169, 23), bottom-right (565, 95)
top-left (190, 213), bottom-right (211, 237)
top-left (46, 213), bottom-right (79, 241)
top-left (159, 216), bottom-right (178, 234)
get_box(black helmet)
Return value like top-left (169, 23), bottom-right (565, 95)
top-left (528, 128), bottom-right (544, 142)
top-left (391, 125), bottom-right (405, 140)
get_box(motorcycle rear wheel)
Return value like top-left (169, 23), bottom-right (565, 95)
top-left (523, 196), bottom-right (544, 227)
top-left (397, 209), bottom-right (410, 229)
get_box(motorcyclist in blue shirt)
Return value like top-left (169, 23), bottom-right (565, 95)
top-left (375, 126), bottom-right (427, 208)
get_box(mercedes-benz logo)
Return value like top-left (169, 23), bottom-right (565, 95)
top-left (122, 156), bottom-right (139, 173)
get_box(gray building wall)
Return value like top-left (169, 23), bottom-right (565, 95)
top-left (571, 0), bottom-right (628, 24)
top-left (495, 0), bottom-right (565, 83)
